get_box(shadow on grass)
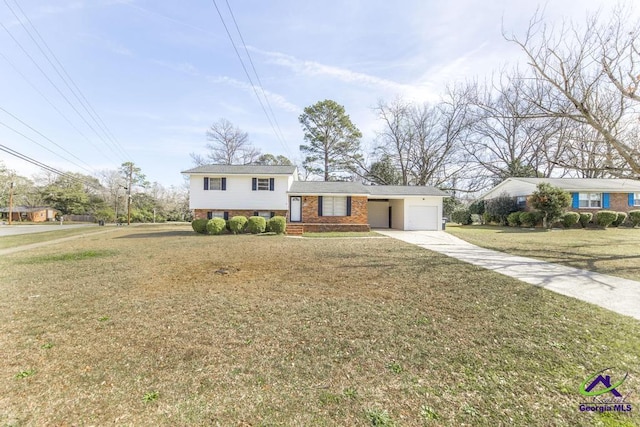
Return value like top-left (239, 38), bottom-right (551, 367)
top-left (116, 230), bottom-right (197, 239)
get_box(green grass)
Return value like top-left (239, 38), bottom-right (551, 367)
top-left (0, 226), bottom-right (101, 249)
top-left (0, 224), bottom-right (638, 426)
top-left (17, 249), bottom-right (116, 264)
top-left (447, 225), bottom-right (640, 281)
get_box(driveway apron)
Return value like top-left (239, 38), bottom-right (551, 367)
top-left (376, 229), bottom-right (640, 321)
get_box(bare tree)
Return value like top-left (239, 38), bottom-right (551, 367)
top-left (506, 7), bottom-right (640, 176)
top-left (191, 118), bottom-right (261, 165)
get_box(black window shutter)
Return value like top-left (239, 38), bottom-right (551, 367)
top-left (252, 178), bottom-right (257, 191)
top-left (221, 177), bottom-right (226, 191)
top-left (207, 211), bottom-right (212, 220)
top-left (346, 196), bottom-right (352, 216)
top-left (269, 178), bottom-right (275, 191)
top-left (204, 177), bottom-right (209, 190)
top-left (223, 212), bottom-right (229, 221)
top-left (318, 196), bottom-right (323, 216)
top-left (253, 211), bottom-right (258, 217)
top-left (270, 211), bottom-right (275, 218)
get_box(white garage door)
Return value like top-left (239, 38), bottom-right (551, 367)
top-left (406, 206), bottom-right (438, 230)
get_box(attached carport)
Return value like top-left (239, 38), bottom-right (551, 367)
top-left (365, 186), bottom-right (448, 231)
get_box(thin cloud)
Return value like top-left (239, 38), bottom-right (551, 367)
top-left (207, 75), bottom-right (300, 113)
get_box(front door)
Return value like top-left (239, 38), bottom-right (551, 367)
top-left (290, 197), bottom-right (302, 222)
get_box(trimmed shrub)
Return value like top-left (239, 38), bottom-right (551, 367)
top-left (485, 193), bottom-right (518, 225)
top-left (561, 212), bottom-right (580, 229)
top-left (629, 210), bottom-right (640, 227)
top-left (470, 214), bottom-right (483, 224)
top-left (507, 212), bottom-right (521, 227)
top-left (595, 211), bottom-right (617, 228)
top-left (268, 216), bottom-right (287, 234)
top-left (519, 211), bottom-right (540, 228)
top-left (482, 212), bottom-right (494, 224)
top-left (451, 208), bottom-right (472, 225)
top-left (247, 216), bottom-right (267, 234)
top-left (206, 217), bottom-right (226, 235)
top-left (612, 212), bottom-right (627, 227)
top-left (228, 216), bottom-right (248, 234)
top-left (191, 218), bottom-right (208, 234)
top-left (579, 212), bottom-right (593, 228)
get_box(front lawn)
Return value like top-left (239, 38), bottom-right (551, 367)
top-left (0, 224), bottom-right (638, 426)
top-left (447, 225), bottom-right (640, 281)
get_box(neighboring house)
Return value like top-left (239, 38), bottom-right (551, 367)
top-left (480, 177), bottom-right (640, 213)
top-left (0, 206), bottom-right (59, 222)
top-left (182, 164), bottom-right (448, 232)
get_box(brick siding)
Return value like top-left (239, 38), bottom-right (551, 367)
top-left (299, 195), bottom-right (368, 224)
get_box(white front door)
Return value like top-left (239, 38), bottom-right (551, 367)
top-left (290, 197), bottom-right (302, 222)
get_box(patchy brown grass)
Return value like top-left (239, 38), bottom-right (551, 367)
top-left (447, 225), bottom-right (640, 281)
top-left (0, 225), bottom-right (102, 249)
top-left (0, 224), bottom-right (639, 426)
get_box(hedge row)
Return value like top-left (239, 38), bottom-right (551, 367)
top-left (500, 210), bottom-right (640, 229)
top-left (191, 215), bottom-right (287, 235)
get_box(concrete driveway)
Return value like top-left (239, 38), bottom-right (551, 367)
top-left (0, 223), bottom-right (94, 237)
top-left (376, 230), bottom-right (640, 321)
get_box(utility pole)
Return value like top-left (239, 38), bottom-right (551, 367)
top-left (8, 181), bottom-right (14, 225)
top-left (127, 163), bottom-right (132, 225)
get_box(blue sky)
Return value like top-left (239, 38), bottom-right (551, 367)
top-left (0, 0), bottom-right (629, 187)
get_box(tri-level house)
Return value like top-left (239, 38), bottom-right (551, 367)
top-left (182, 164), bottom-right (448, 232)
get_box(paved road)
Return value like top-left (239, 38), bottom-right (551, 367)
top-left (377, 230), bottom-right (640, 321)
top-left (0, 223), bottom-right (95, 237)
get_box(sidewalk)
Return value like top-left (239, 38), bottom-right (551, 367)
top-left (376, 230), bottom-right (640, 321)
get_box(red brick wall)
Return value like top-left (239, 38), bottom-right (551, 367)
top-left (299, 195), bottom-right (368, 224)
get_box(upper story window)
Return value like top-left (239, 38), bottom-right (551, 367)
top-left (252, 177), bottom-right (275, 191)
top-left (204, 177), bottom-right (226, 191)
top-left (579, 192), bottom-right (601, 208)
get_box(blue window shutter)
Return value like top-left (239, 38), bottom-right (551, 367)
top-left (318, 196), bottom-right (323, 216)
top-left (629, 193), bottom-right (635, 206)
top-left (571, 193), bottom-right (579, 209)
top-left (269, 178), bottom-right (275, 191)
top-left (223, 212), bottom-right (229, 221)
top-left (346, 196), bottom-right (352, 216)
top-left (207, 211), bottom-right (212, 220)
top-left (252, 178), bottom-right (257, 191)
top-left (603, 193), bottom-right (610, 209)
top-left (204, 177), bottom-right (209, 190)
top-left (221, 177), bottom-right (226, 191)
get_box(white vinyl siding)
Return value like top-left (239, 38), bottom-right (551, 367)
top-left (189, 175), bottom-right (289, 210)
top-left (322, 196), bottom-right (347, 216)
top-left (579, 193), bottom-right (601, 208)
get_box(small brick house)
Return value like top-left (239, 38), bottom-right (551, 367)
top-left (182, 165), bottom-right (448, 232)
top-left (0, 206), bottom-right (58, 222)
top-left (480, 177), bottom-right (640, 214)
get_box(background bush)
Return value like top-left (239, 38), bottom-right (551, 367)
top-left (228, 216), bottom-right (248, 234)
top-left (191, 218), bottom-right (208, 234)
top-left (595, 211), bottom-right (617, 228)
top-left (579, 212), bottom-right (593, 228)
top-left (268, 216), bottom-right (287, 234)
top-left (470, 214), bottom-right (483, 224)
top-left (519, 211), bottom-right (539, 228)
top-left (484, 193), bottom-right (518, 225)
top-left (612, 212), bottom-right (627, 227)
top-left (247, 216), bottom-right (267, 234)
top-left (561, 212), bottom-right (580, 229)
top-left (451, 208), bottom-right (472, 225)
top-left (206, 217), bottom-right (226, 235)
top-left (629, 210), bottom-right (640, 227)
top-left (507, 211), bottom-right (521, 227)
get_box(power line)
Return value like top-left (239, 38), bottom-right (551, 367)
top-left (210, 0), bottom-right (293, 159)
top-left (5, 0), bottom-right (132, 162)
top-left (0, 143), bottom-right (96, 186)
top-left (0, 107), bottom-right (96, 175)
top-left (224, 0), bottom-right (290, 153)
top-left (0, 20), bottom-right (120, 164)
